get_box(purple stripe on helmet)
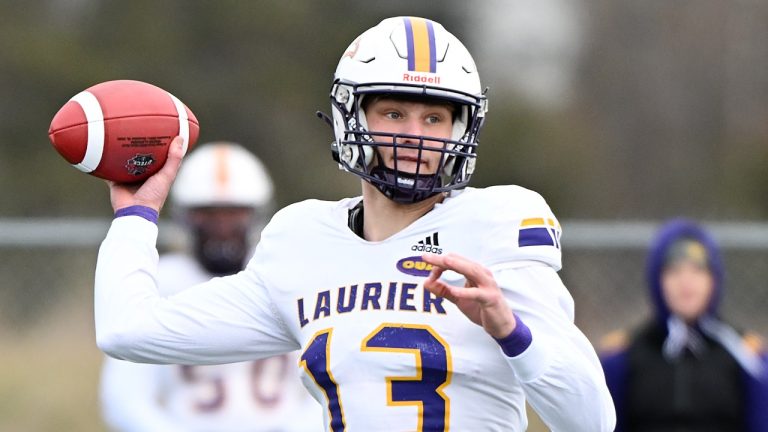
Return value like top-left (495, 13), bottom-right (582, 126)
top-left (404, 17), bottom-right (416, 71)
top-left (425, 19), bottom-right (437, 73)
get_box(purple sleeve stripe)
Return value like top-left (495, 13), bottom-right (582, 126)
top-left (494, 314), bottom-right (533, 357)
top-left (114, 205), bottom-right (159, 224)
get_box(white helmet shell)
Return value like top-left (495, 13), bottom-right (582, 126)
top-left (172, 142), bottom-right (273, 209)
top-left (335, 17), bottom-right (482, 103)
top-left (327, 17), bottom-right (488, 203)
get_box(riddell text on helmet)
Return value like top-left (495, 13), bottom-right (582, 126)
top-left (402, 73), bottom-right (441, 84)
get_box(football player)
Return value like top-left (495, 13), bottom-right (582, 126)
top-left (99, 142), bottom-right (323, 432)
top-left (95, 17), bottom-right (616, 430)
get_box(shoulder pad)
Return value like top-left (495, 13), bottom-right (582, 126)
top-left (470, 186), bottom-right (562, 270)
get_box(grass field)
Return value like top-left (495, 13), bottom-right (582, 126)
top-left (0, 299), bottom-right (547, 431)
top-left (0, 302), bottom-right (104, 431)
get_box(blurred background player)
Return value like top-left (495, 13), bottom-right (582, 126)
top-left (600, 219), bottom-right (768, 432)
top-left (99, 142), bottom-right (323, 432)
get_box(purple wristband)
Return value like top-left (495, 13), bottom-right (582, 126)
top-left (494, 314), bottom-right (533, 357)
top-left (114, 205), bottom-right (159, 224)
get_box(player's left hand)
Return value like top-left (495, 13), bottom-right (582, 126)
top-left (422, 253), bottom-right (516, 339)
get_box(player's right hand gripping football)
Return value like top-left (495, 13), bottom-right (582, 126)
top-left (107, 136), bottom-right (187, 213)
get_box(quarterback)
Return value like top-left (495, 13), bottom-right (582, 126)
top-left (95, 17), bottom-right (616, 431)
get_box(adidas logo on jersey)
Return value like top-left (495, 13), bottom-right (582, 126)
top-left (411, 232), bottom-right (442, 254)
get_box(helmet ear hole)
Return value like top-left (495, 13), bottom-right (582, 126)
top-left (363, 145), bottom-right (374, 165)
top-left (356, 95), bottom-right (370, 131)
top-left (450, 105), bottom-right (469, 143)
top-left (442, 155), bottom-right (456, 176)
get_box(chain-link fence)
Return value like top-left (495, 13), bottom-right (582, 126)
top-left (1, 218), bottom-right (766, 431)
top-left (560, 221), bottom-right (768, 341)
top-left (2, 218), bottom-right (766, 340)
top-left (0, 219), bottom-right (181, 334)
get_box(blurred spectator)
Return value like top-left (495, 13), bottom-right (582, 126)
top-left (99, 142), bottom-right (323, 432)
top-left (600, 219), bottom-right (768, 431)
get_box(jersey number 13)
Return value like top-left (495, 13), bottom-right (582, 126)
top-left (300, 324), bottom-right (452, 432)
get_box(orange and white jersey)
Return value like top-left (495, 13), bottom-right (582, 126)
top-left (96, 185), bottom-right (615, 431)
top-left (100, 255), bottom-right (323, 432)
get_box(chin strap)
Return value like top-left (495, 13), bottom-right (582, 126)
top-left (316, 110), bottom-right (333, 127)
top-left (369, 164), bottom-right (441, 204)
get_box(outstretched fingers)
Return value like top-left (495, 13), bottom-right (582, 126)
top-left (422, 252), bottom-right (516, 338)
top-left (423, 254), bottom-right (500, 305)
top-left (422, 253), bottom-right (496, 288)
top-left (423, 253), bottom-right (491, 304)
top-left (424, 269), bottom-right (461, 303)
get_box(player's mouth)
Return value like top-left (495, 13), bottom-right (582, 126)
top-left (393, 155), bottom-right (430, 172)
top-left (396, 155), bottom-right (426, 164)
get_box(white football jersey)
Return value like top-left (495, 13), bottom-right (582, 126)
top-left (96, 186), bottom-right (616, 431)
top-left (100, 254), bottom-right (324, 432)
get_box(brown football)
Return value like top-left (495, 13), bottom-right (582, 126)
top-left (48, 80), bottom-right (199, 183)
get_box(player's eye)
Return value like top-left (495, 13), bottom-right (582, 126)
top-left (384, 111), bottom-right (402, 120)
top-left (425, 114), bottom-right (443, 124)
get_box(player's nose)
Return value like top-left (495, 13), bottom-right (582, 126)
top-left (396, 118), bottom-right (424, 144)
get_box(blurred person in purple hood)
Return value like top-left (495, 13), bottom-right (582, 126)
top-left (600, 219), bottom-right (768, 432)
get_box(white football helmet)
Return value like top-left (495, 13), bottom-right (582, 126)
top-left (327, 16), bottom-right (488, 203)
top-left (172, 142), bottom-right (273, 210)
top-left (172, 142), bottom-right (274, 275)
